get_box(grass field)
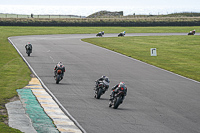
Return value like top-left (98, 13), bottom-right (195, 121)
top-left (0, 26), bottom-right (199, 132)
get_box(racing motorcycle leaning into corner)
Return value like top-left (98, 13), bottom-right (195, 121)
top-left (188, 29), bottom-right (195, 35)
top-left (54, 62), bottom-right (65, 84)
top-left (94, 75), bottom-right (110, 99)
top-left (109, 82), bottom-right (127, 109)
top-left (96, 31), bottom-right (105, 37)
top-left (118, 31), bottom-right (126, 37)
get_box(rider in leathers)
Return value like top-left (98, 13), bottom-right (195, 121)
top-left (25, 43), bottom-right (32, 53)
top-left (110, 82), bottom-right (127, 100)
top-left (95, 75), bottom-right (110, 92)
top-left (54, 62), bottom-right (65, 79)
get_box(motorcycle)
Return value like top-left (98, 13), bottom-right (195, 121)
top-left (94, 80), bottom-right (108, 99)
top-left (25, 44), bottom-right (32, 56)
top-left (188, 30), bottom-right (195, 35)
top-left (109, 90), bottom-right (125, 109)
top-left (26, 49), bottom-right (32, 56)
top-left (96, 31), bottom-right (104, 37)
top-left (54, 70), bottom-right (63, 84)
top-left (118, 31), bottom-right (125, 37)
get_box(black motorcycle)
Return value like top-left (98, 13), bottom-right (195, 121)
top-left (55, 70), bottom-right (63, 84)
top-left (25, 44), bottom-right (32, 56)
top-left (109, 91), bottom-right (125, 109)
top-left (188, 30), bottom-right (195, 35)
top-left (118, 31), bottom-right (125, 37)
top-left (94, 81), bottom-right (107, 99)
top-left (96, 31), bottom-right (104, 37)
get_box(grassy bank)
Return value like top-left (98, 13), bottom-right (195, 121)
top-left (0, 26), bottom-right (199, 132)
top-left (82, 36), bottom-right (200, 82)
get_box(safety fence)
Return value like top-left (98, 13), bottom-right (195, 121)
top-left (0, 14), bottom-right (84, 18)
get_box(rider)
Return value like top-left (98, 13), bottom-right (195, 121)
top-left (54, 62), bottom-right (65, 79)
top-left (123, 31), bottom-right (126, 35)
top-left (25, 42), bottom-right (32, 52)
top-left (193, 29), bottom-right (196, 34)
top-left (95, 75), bottom-right (110, 91)
top-left (110, 82), bottom-right (127, 100)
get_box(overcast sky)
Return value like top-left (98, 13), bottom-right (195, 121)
top-left (1, 0), bottom-right (200, 7)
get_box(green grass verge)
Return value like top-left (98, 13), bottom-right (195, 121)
top-left (0, 26), bottom-right (199, 132)
top-left (82, 35), bottom-right (200, 82)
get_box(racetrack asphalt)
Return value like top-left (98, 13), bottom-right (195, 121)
top-left (9, 33), bottom-right (200, 133)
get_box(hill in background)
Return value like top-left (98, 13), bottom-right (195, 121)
top-left (87, 10), bottom-right (200, 18)
top-left (87, 10), bottom-right (123, 18)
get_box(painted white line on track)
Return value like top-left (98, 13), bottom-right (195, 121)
top-left (50, 56), bottom-right (55, 62)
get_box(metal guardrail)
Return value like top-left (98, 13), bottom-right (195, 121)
top-left (0, 14), bottom-right (85, 18)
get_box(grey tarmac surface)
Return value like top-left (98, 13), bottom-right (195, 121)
top-left (10, 33), bottom-right (200, 133)
top-left (6, 100), bottom-right (37, 133)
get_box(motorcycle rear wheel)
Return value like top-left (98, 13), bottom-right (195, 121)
top-left (96, 88), bottom-right (103, 99)
top-left (56, 75), bottom-right (61, 84)
top-left (113, 97), bottom-right (122, 109)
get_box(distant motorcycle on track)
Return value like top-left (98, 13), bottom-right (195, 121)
top-left (94, 80), bottom-right (109, 99)
top-left (54, 62), bottom-right (65, 84)
top-left (188, 30), bottom-right (195, 35)
top-left (54, 69), bottom-right (63, 84)
top-left (25, 43), bottom-right (32, 56)
top-left (96, 31), bottom-right (104, 37)
top-left (109, 82), bottom-right (127, 109)
top-left (118, 31), bottom-right (126, 37)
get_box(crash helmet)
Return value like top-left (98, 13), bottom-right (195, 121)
top-left (118, 82), bottom-right (126, 90)
top-left (27, 42), bottom-right (31, 46)
top-left (104, 76), bottom-right (110, 83)
top-left (119, 81), bottom-right (125, 86)
top-left (58, 61), bottom-right (62, 63)
top-left (101, 75), bottom-right (106, 79)
top-left (58, 62), bottom-right (63, 67)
